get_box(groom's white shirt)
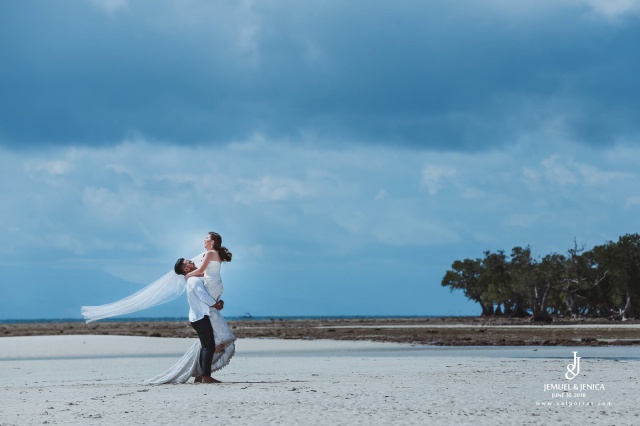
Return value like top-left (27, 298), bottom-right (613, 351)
top-left (186, 276), bottom-right (217, 322)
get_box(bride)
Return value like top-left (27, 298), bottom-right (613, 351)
top-left (185, 231), bottom-right (235, 359)
top-left (81, 232), bottom-right (236, 385)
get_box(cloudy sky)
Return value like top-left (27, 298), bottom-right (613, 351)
top-left (1, 0), bottom-right (640, 319)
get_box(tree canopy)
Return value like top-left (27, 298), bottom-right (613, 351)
top-left (441, 234), bottom-right (640, 321)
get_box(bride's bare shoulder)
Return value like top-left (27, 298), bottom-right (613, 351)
top-left (206, 250), bottom-right (221, 261)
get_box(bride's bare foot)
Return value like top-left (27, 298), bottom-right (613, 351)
top-left (201, 376), bottom-right (221, 384)
top-left (214, 344), bottom-right (225, 354)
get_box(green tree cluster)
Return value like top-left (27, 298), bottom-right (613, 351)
top-left (441, 234), bottom-right (640, 321)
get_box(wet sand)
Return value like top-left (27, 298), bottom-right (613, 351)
top-left (3, 317), bottom-right (640, 346)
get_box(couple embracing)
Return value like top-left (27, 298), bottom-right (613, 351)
top-left (82, 231), bottom-right (236, 385)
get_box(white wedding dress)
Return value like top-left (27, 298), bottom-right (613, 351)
top-left (143, 259), bottom-right (236, 385)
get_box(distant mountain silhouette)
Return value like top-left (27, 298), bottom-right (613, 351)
top-left (0, 267), bottom-right (188, 320)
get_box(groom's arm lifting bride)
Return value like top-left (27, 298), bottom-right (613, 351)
top-left (174, 258), bottom-right (223, 384)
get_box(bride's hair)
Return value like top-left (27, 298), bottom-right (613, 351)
top-left (209, 232), bottom-right (232, 262)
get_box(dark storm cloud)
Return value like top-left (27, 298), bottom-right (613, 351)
top-left (1, 0), bottom-right (639, 149)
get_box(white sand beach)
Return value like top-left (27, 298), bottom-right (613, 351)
top-left (1, 336), bottom-right (639, 425)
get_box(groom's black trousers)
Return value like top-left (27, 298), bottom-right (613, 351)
top-left (190, 316), bottom-right (216, 377)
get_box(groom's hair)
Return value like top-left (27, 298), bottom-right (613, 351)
top-left (174, 258), bottom-right (185, 275)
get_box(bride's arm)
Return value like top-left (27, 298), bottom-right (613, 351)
top-left (185, 251), bottom-right (214, 279)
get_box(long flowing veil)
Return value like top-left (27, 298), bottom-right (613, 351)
top-left (81, 252), bottom-right (205, 323)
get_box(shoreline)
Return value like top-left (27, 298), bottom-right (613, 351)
top-left (3, 316), bottom-right (640, 346)
top-left (3, 335), bottom-right (640, 361)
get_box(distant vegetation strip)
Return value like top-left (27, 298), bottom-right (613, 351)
top-left (442, 233), bottom-right (640, 322)
top-left (3, 317), bottom-right (640, 346)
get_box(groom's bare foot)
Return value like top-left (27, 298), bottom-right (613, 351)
top-left (201, 376), bottom-right (221, 384)
top-left (194, 376), bottom-right (203, 383)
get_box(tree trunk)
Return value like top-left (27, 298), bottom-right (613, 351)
top-left (480, 302), bottom-right (495, 317)
top-left (530, 286), bottom-right (552, 322)
top-left (503, 303), bottom-right (513, 316)
top-left (530, 309), bottom-right (552, 322)
top-left (623, 292), bottom-right (633, 320)
top-left (512, 303), bottom-right (529, 318)
top-left (565, 293), bottom-right (579, 317)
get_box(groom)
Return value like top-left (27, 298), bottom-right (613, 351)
top-left (174, 258), bottom-right (224, 384)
